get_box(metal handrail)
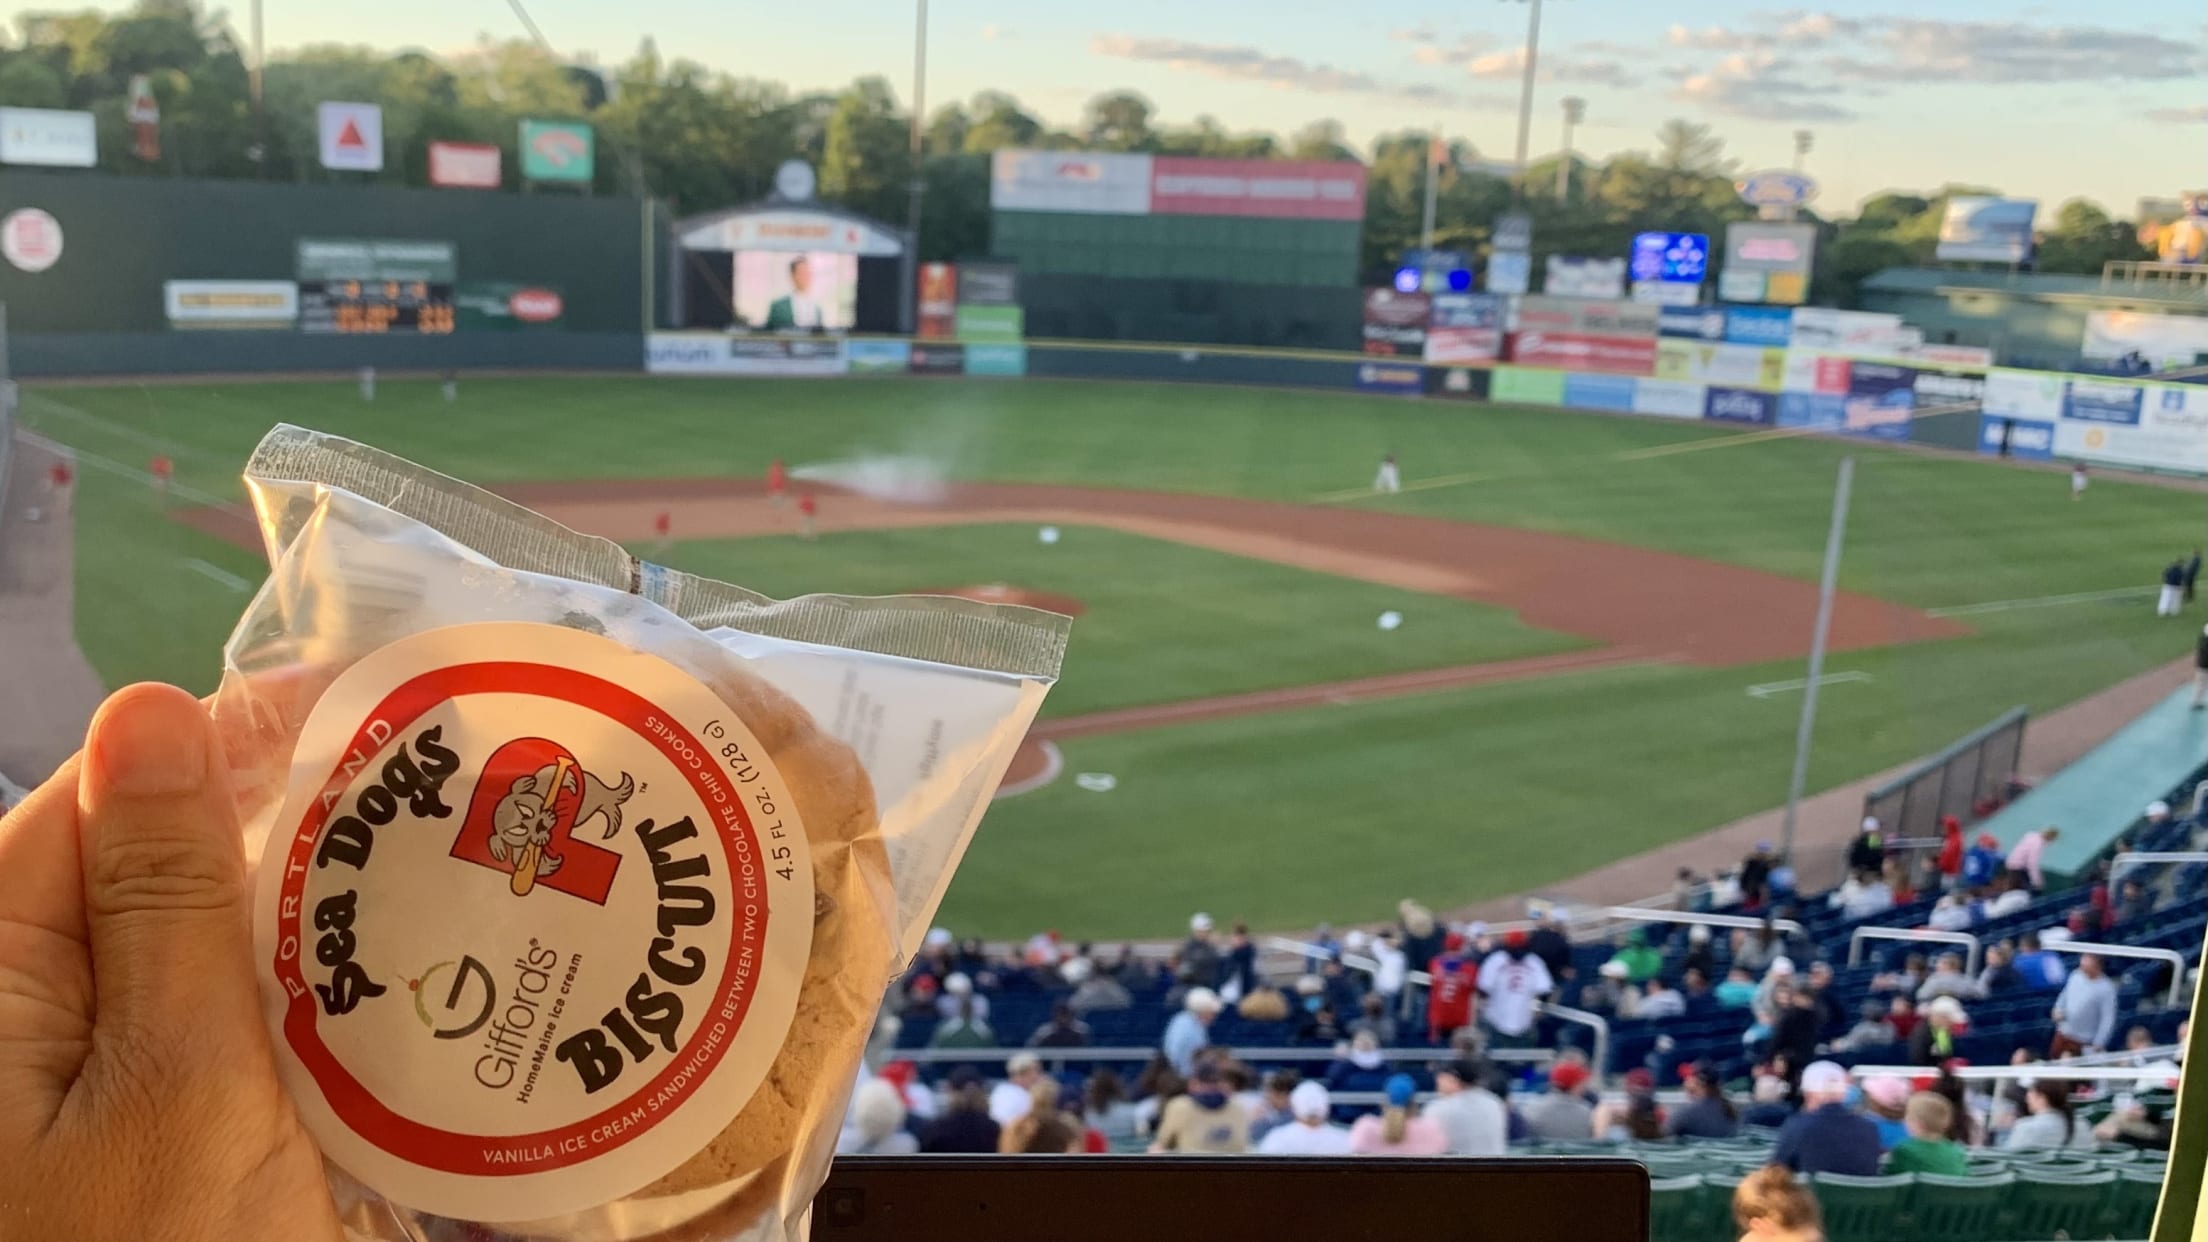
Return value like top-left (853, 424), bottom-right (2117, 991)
top-left (1601, 907), bottom-right (1805, 937)
top-left (1854, 1043), bottom-right (2182, 1079)
top-left (2110, 853), bottom-right (2208, 879)
top-left (1539, 1001), bottom-right (1611, 1078)
top-left (885, 1044), bottom-right (1558, 1071)
top-left (2042, 940), bottom-right (2190, 1009)
top-left (1848, 926), bottom-right (1982, 974)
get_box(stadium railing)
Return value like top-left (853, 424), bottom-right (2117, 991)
top-left (1599, 907), bottom-right (1807, 939)
top-left (2111, 853), bottom-right (2208, 881)
top-left (2038, 940), bottom-right (2190, 1008)
top-left (1848, 926), bottom-right (1982, 973)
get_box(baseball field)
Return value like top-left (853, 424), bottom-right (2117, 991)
top-left (13, 375), bottom-right (2202, 937)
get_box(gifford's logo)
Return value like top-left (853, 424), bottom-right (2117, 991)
top-left (451, 739), bottom-right (635, 904)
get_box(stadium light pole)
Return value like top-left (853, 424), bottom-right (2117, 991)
top-left (1507, 0), bottom-right (1545, 202)
top-left (1556, 96), bottom-right (1585, 200)
top-left (902, 0), bottom-right (929, 337)
top-left (1780, 456), bottom-right (1855, 867)
top-left (249, 0), bottom-right (266, 175)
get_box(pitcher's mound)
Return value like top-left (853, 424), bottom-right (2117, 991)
top-left (929, 584), bottom-right (1086, 616)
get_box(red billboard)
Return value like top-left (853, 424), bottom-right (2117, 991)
top-left (917, 262), bottom-right (958, 340)
top-left (1149, 158), bottom-right (1366, 221)
top-left (1509, 332), bottom-right (1658, 376)
top-left (428, 141), bottom-right (501, 189)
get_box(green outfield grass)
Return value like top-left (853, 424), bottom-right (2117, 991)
top-left (16, 376), bottom-right (2205, 935)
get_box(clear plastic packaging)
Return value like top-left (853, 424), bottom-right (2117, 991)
top-left (211, 425), bottom-right (1067, 1241)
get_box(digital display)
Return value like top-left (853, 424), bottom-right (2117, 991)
top-left (733, 250), bottom-right (857, 333)
top-left (299, 279), bottom-right (456, 334)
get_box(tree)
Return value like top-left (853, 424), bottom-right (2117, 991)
top-left (1286, 119), bottom-right (1356, 162)
top-left (2035, 197), bottom-right (2152, 275)
top-left (962, 90), bottom-right (1040, 153)
top-left (1655, 119), bottom-right (1728, 175)
top-left (923, 102), bottom-right (969, 156)
top-left (0, 57), bottom-right (70, 108)
top-left (1081, 90), bottom-right (1155, 151)
top-left (818, 76), bottom-right (910, 222)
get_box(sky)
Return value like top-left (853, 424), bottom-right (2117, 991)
top-left (30, 1), bottom-right (2208, 216)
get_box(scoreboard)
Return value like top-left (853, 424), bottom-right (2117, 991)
top-left (296, 239), bottom-right (460, 336)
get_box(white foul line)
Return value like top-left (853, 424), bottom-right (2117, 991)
top-left (993, 740), bottom-right (1064, 800)
top-left (15, 431), bottom-right (229, 506)
top-left (1747, 671), bottom-right (1873, 699)
top-left (1930, 585), bottom-right (2160, 618)
top-left (185, 558), bottom-right (255, 593)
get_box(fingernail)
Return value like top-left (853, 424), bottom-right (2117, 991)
top-left (92, 688), bottom-right (209, 797)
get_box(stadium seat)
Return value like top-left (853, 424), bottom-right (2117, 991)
top-left (2007, 1168), bottom-right (2117, 1240)
top-left (1645, 1173), bottom-right (1703, 1242)
top-left (1905, 1171), bottom-right (2011, 1242)
top-left (1696, 1171), bottom-right (1743, 1242)
top-left (1809, 1172), bottom-right (1914, 1242)
top-left (2110, 1164), bottom-right (2167, 1237)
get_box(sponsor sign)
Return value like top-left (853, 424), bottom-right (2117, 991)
top-left (163, 280), bottom-right (299, 328)
top-left (1148, 157), bottom-right (1365, 221)
top-left (429, 142), bottom-right (502, 189)
top-left (644, 333), bottom-right (848, 376)
top-left (678, 210), bottom-right (904, 257)
top-left (954, 304), bottom-right (1023, 344)
top-left (1632, 379), bottom-right (1707, 419)
top-left (1492, 212), bottom-right (1534, 253)
top-left (1356, 361), bottom-right (1425, 396)
top-left (1563, 373), bottom-right (1636, 413)
top-left (126, 75), bottom-right (159, 125)
top-left (1938, 197), bottom-right (2037, 263)
top-left (1544, 255), bottom-right (1627, 300)
top-left (990, 150), bottom-right (1154, 215)
top-left (1362, 289), bottom-right (1432, 357)
top-left (1777, 392), bottom-right (1847, 431)
top-left (1778, 352), bottom-right (1854, 395)
top-left (1423, 293), bottom-right (1504, 363)
top-left (454, 282), bottom-right (564, 331)
top-left (1630, 232), bottom-right (1710, 284)
top-left (1659, 306), bottom-right (1727, 341)
top-left (957, 263), bottom-right (1019, 306)
top-left (1763, 272), bottom-right (1809, 305)
top-left (298, 239), bottom-right (457, 284)
top-left (0, 107), bottom-right (96, 167)
top-left (519, 120), bottom-right (594, 183)
top-left (1724, 306), bottom-right (1793, 348)
top-left (1705, 387), bottom-right (1775, 425)
top-left (2054, 384), bottom-right (2208, 472)
top-left (1718, 270), bottom-right (1766, 303)
top-left (317, 101), bottom-right (384, 172)
top-left (1982, 369), bottom-right (2068, 423)
top-left (1516, 296), bottom-right (1659, 338)
top-left (1631, 280), bottom-right (1701, 307)
top-left (1655, 341), bottom-right (1783, 390)
top-left (2083, 310), bottom-right (2208, 370)
top-left (2063, 379), bottom-right (2146, 426)
top-left (909, 343), bottom-right (967, 375)
top-left (1511, 332), bottom-right (1657, 376)
top-left (1722, 222), bottom-right (1815, 304)
top-left (916, 262), bottom-right (957, 339)
top-left (1485, 251), bottom-right (1532, 295)
top-left (1736, 170), bottom-right (1818, 209)
top-left (845, 339), bottom-right (913, 373)
top-left (1844, 362), bottom-right (1917, 440)
top-left (964, 343), bottom-right (1029, 376)
top-left (1913, 367), bottom-right (1986, 412)
top-left (1422, 365), bottom-right (1493, 401)
top-left (1978, 414), bottom-right (2055, 461)
top-left (1, 207), bottom-right (64, 272)
top-left (1904, 343), bottom-right (1994, 368)
top-left (1790, 307), bottom-right (1906, 356)
top-left (1492, 365), bottom-right (1566, 407)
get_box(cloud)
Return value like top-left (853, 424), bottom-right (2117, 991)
top-left (2148, 104), bottom-right (2208, 123)
top-left (1671, 51), bottom-right (1858, 122)
top-left (1391, 26), bottom-right (1440, 45)
top-left (979, 24), bottom-right (1011, 42)
top-left (1823, 18), bottom-right (2200, 84)
top-left (1091, 34), bottom-right (1515, 109)
top-left (1413, 36), bottom-right (1639, 87)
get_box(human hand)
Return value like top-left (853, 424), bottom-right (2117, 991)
top-left (0, 684), bottom-right (341, 1241)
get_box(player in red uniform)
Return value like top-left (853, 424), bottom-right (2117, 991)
top-left (29, 459), bottom-right (72, 521)
top-left (797, 491), bottom-right (818, 540)
top-left (767, 458), bottom-right (789, 506)
top-left (1425, 932), bottom-right (1479, 1043)
top-left (651, 510), bottom-right (672, 555)
top-left (149, 455), bottom-right (173, 499)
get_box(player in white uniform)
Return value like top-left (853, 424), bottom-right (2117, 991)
top-left (1374, 453), bottom-right (1401, 494)
top-left (2071, 463), bottom-right (2088, 500)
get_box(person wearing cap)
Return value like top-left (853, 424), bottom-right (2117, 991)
top-left (1162, 986), bottom-right (1223, 1076)
top-left (989, 1052), bottom-right (1046, 1125)
top-left (1740, 841), bottom-right (1776, 907)
top-left (1606, 927), bottom-right (1661, 984)
top-left (1592, 1067), bottom-right (1666, 1141)
top-left (1426, 932), bottom-right (1480, 1043)
top-left (1773, 1061), bottom-right (1882, 1176)
top-left (1028, 1001), bottom-right (1092, 1050)
top-left (1520, 1061), bottom-right (1596, 1140)
top-left (1962, 832), bottom-right (2004, 892)
top-left (928, 995), bottom-right (997, 1050)
top-left (1348, 1073), bottom-right (1449, 1155)
top-left (1151, 1061), bottom-right (1250, 1153)
top-left (1257, 1081), bottom-right (1353, 1155)
top-left (1424, 1058), bottom-right (1508, 1155)
top-left (1180, 913), bottom-right (1223, 990)
top-left (1478, 930), bottom-right (1555, 1049)
top-left (1528, 904), bottom-right (1574, 984)
top-left (2006, 826), bottom-right (2059, 893)
top-left (1858, 1075), bottom-right (1912, 1149)
top-left (1665, 1065), bottom-right (1740, 1139)
top-left (936, 970), bottom-right (991, 1023)
top-left (1848, 816), bottom-right (1887, 877)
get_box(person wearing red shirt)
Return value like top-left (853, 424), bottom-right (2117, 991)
top-left (149, 455), bottom-right (174, 498)
top-left (1426, 932), bottom-right (1478, 1043)
top-left (798, 491), bottom-right (818, 539)
top-left (1936, 815), bottom-right (1964, 889)
top-left (767, 458), bottom-right (789, 505)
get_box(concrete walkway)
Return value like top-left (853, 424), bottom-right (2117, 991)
top-left (0, 434), bottom-right (104, 786)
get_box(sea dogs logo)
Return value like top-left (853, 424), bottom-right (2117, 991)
top-left (452, 739), bottom-right (634, 903)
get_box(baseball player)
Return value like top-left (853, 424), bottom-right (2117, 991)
top-left (2159, 557), bottom-right (2186, 617)
top-left (767, 458), bottom-right (789, 506)
top-left (1374, 452), bottom-right (1401, 494)
top-left (652, 510), bottom-right (672, 556)
top-left (148, 455), bottom-right (173, 500)
top-left (2071, 463), bottom-right (2088, 501)
top-left (27, 458), bottom-right (71, 522)
top-left (798, 491), bottom-right (818, 539)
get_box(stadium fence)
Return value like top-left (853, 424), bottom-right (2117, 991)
top-left (1862, 706), bottom-right (2029, 844)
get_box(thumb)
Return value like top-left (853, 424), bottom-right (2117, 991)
top-left (78, 683), bottom-right (258, 1051)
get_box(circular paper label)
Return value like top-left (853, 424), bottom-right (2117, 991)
top-left (253, 622), bottom-right (813, 1221)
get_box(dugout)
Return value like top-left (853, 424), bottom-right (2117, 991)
top-left (987, 150), bottom-right (1367, 350)
top-left (667, 201), bottom-right (907, 336)
top-left (0, 170), bottom-right (657, 377)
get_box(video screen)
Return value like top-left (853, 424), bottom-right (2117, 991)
top-left (733, 250), bottom-right (856, 333)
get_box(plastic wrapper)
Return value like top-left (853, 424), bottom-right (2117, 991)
top-left (211, 425), bottom-right (1067, 1241)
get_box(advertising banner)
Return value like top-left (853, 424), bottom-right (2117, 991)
top-left (1486, 251), bottom-right (1532, 296)
top-left (1362, 289), bottom-right (1431, 357)
top-left (519, 120), bottom-right (594, 183)
top-left (162, 280), bottom-right (299, 329)
top-left (0, 107), bottom-right (96, 167)
top-left (1705, 387), bottom-right (1776, 425)
top-left (1780, 351), bottom-right (1854, 394)
top-left (1718, 270), bottom-right (1766, 303)
top-left (917, 262), bottom-right (957, 339)
top-left (1777, 392), bottom-right (1847, 431)
top-left (2063, 379), bottom-right (2146, 426)
top-left (1630, 280), bottom-right (1701, 307)
top-left (1630, 231), bottom-right (1712, 285)
top-left (1544, 255), bottom-right (1628, 300)
top-left (1632, 379), bottom-right (1707, 419)
top-left (957, 263), bottom-right (1020, 306)
top-left (1982, 369), bottom-right (2068, 423)
top-left (1659, 306), bottom-right (1727, 341)
top-left (1722, 222), bottom-right (1815, 304)
top-left (645, 333), bottom-right (849, 376)
top-left (1904, 343), bottom-right (1995, 368)
top-left (955, 304), bottom-right (1024, 344)
top-left (2, 208), bottom-right (63, 273)
top-left (1423, 293), bottom-right (1504, 363)
top-left (1938, 197), bottom-right (2037, 263)
top-left (1790, 307), bottom-right (1906, 356)
top-left (964, 343), bottom-right (1029, 376)
top-left (845, 339), bottom-right (913, 373)
top-left (1423, 365), bottom-right (1493, 401)
top-left (428, 141), bottom-right (502, 189)
top-left (1843, 362), bottom-right (1917, 440)
top-left (1723, 306), bottom-right (1793, 348)
top-left (1563, 373), bottom-right (1637, 413)
top-left (1492, 366), bottom-right (1566, 407)
top-left (2054, 385), bottom-right (2208, 471)
top-left (317, 101), bottom-right (384, 172)
top-left (1516, 296), bottom-right (1659, 338)
top-left (990, 150), bottom-right (1153, 214)
top-left (454, 282), bottom-right (564, 331)
top-left (2083, 311), bottom-right (2208, 370)
top-left (909, 343), bottom-right (967, 375)
top-left (1148, 157), bottom-right (1365, 220)
top-left (1912, 367), bottom-right (1987, 412)
top-left (680, 209), bottom-right (904, 256)
top-left (1511, 332), bottom-right (1657, 376)
top-left (1764, 272), bottom-right (1809, 305)
top-left (1655, 340), bottom-right (1783, 390)
top-left (1978, 414), bottom-right (2055, 461)
top-left (1356, 360), bottom-right (1425, 396)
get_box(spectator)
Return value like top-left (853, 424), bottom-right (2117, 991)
top-left (1682, 967), bottom-right (1718, 1016)
top-left (1521, 1062), bottom-right (1597, 1140)
top-left (1151, 1062), bottom-right (1249, 1153)
top-left (2124, 1025), bottom-right (2184, 1090)
top-left (1370, 929), bottom-right (1409, 1014)
top-left (1327, 1031), bottom-right (1392, 1095)
top-left (1589, 960), bottom-right (1635, 1014)
top-left (1000, 1078), bottom-right (1076, 1153)
top-left (1885, 1092), bottom-right (1969, 1175)
top-left (1742, 1072), bottom-right (1794, 1129)
top-left (1926, 892), bottom-right (1975, 932)
top-left (1064, 956), bottom-right (1133, 1014)
top-left (1130, 1055), bottom-right (1186, 1138)
top-left (1835, 869), bottom-right (1895, 920)
top-left (1084, 1068), bottom-right (1142, 1145)
top-left (920, 1071), bottom-right (1002, 1153)
top-left (2051, 953), bottom-right (2118, 1056)
top-left (1741, 841), bottom-right (1777, 907)
top-left (1637, 976), bottom-right (1686, 1020)
top-left (1424, 1058), bottom-right (1509, 1155)
top-left (1936, 814), bottom-right (1966, 888)
top-left (1528, 904), bottom-right (1575, 984)
top-left (2012, 932), bottom-right (2070, 991)
top-left (1716, 966), bottom-right (1759, 1009)
top-left (1347, 991), bottom-right (1399, 1046)
top-left (1977, 944), bottom-right (2025, 996)
top-left (1398, 900), bottom-right (1444, 991)
top-left (1674, 866), bottom-right (1708, 912)
top-left (1682, 923), bottom-right (1718, 981)
top-left (1427, 932), bottom-right (1480, 1043)
top-left (1608, 928), bottom-right (1662, 983)
top-left (1963, 832), bottom-right (2004, 892)
top-left (1849, 816), bottom-right (1888, 876)
top-left (2112, 878), bottom-right (2153, 928)
top-left (1755, 957), bottom-right (1798, 1015)
top-left (1307, 924), bottom-right (1343, 972)
top-left (1257, 1082), bottom-right (1353, 1156)
top-left (937, 972), bottom-right (990, 1023)
top-left (1478, 931), bottom-right (1555, 1049)
top-left (1831, 999), bottom-right (1898, 1054)
top-left (1349, 1073), bottom-right (1449, 1155)
top-left (837, 1079), bottom-right (921, 1156)
top-left (1732, 1166), bottom-right (1823, 1242)
top-left (875, 1060), bottom-right (936, 1125)
top-left (1162, 987), bottom-right (1223, 1075)
top-left (989, 1053), bottom-right (1045, 1125)
top-left (1911, 996), bottom-right (1970, 1065)
top-left (1109, 943), bottom-right (1157, 991)
top-left (1870, 952), bottom-right (1927, 998)
top-left (1666, 1065), bottom-right (1740, 1139)
top-left (1734, 922), bottom-right (1781, 977)
top-left (900, 972), bottom-right (942, 1020)
top-left (1300, 999), bottom-right (1345, 1046)
top-left (1803, 961), bottom-right (1846, 1032)
top-left (1029, 1003), bottom-right (1092, 1049)
top-left (1916, 953), bottom-right (1985, 1004)
top-left (1594, 1068), bottom-right (1666, 1142)
top-left (1773, 1062), bottom-right (1882, 1176)
top-left (2006, 1079), bottom-right (2091, 1150)
top-left (1221, 922), bottom-right (1258, 999)
top-left (1247, 1069), bottom-right (1301, 1144)
top-left (929, 996), bottom-right (996, 1050)
top-left (1982, 874), bottom-right (2031, 920)
top-left (1771, 987), bottom-right (1822, 1069)
top-left (1181, 913), bottom-right (1223, 990)
top-left (2006, 827), bottom-right (2059, 892)
top-left (1887, 995), bottom-right (1920, 1041)
top-left (1859, 1076), bottom-right (1910, 1149)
